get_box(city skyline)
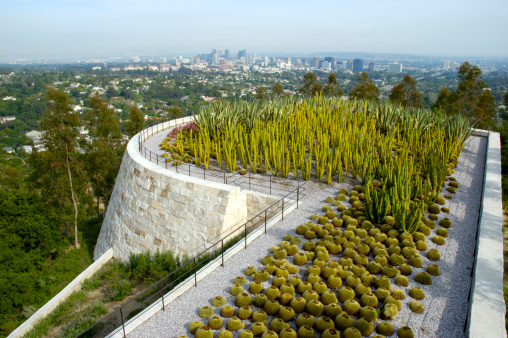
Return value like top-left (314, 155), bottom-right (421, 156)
top-left (1, 0), bottom-right (508, 58)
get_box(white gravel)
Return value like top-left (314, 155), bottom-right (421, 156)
top-left (129, 135), bottom-right (486, 338)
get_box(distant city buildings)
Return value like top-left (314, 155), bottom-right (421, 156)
top-left (388, 62), bottom-right (402, 73)
top-left (368, 62), bottom-right (375, 72)
top-left (353, 59), bottom-right (364, 72)
top-left (444, 60), bottom-right (460, 71)
top-left (313, 57), bottom-right (320, 69)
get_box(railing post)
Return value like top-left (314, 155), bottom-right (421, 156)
top-left (224, 171), bottom-right (226, 184)
top-left (244, 223), bottom-right (247, 249)
top-left (189, 165), bottom-right (191, 176)
top-left (249, 172), bottom-right (251, 190)
top-left (297, 181), bottom-right (300, 209)
top-left (265, 209), bottom-right (267, 234)
top-left (162, 294), bottom-right (165, 311)
top-left (120, 307), bottom-right (126, 338)
top-left (221, 239), bottom-right (224, 267)
top-left (282, 198), bottom-right (284, 220)
top-left (176, 163), bottom-right (179, 173)
top-left (204, 169), bottom-right (206, 180)
top-left (150, 151), bottom-right (152, 162)
top-left (270, 176), bottom-right (272, 195)
top-left (166, 160), bottom-right (167, 169)
top-left (157, 155), bottom-right (158, 165)
top-left (193, 258), bottom-right (197, 287)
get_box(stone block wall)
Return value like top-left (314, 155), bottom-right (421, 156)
top-left (94, 120), bottom-right (280, 262)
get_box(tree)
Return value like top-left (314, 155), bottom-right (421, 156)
top-left (501, 91), bottom-right (508, 120)
top-left (389, 74), bottom-right (423, 108)
top-left (256, 86), bottom-right (268, 101)
top-left (300, 72), bottom-right (319, 96)
top-left (323, 73), bottom-right (344, 97)
top-left (126, 105), bottom-right (145, 138)
top-left (168, 105), bottom-right (183, 120)
top-left (349, 72), bottom-right (379, 101)
top-left (83, 97), bottom-right (124, 216)
top-left (271, 82), bottom-right (285, 98)
top-left (31, 87), bottom-right (84, 248)
top-left (432, 62), bottom-right (496, 129)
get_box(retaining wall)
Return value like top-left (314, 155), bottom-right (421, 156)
top-left (8, 249), bottom-right (114, 338)
top-left (467, 131), bottom-right (506, 337)
top-left (94, 119), bottom-right (279, 261)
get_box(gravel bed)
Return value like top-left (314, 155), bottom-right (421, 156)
top-left (129, 135), bottom-right (486, 338)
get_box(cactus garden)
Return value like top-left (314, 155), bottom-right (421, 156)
top-left (147, 97), bottom-right (482, 337)
top-left (183, 174), bottom-right (466, 337)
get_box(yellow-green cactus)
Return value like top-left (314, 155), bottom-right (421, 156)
top-left (409, 287), bottom-right (425, 300)
top-left (189, 321), bottom-right (204, 334)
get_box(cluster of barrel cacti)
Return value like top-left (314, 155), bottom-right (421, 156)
top-left (185, 171), bottom-right (459, 337)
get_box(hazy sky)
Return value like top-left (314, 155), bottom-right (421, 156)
top-left (1, 0), bottom-right (508, 58)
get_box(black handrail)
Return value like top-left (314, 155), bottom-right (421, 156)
top-left (136, 120), bottom-right (304, 197)
top-left (74, 181), bottom-right (306, 338)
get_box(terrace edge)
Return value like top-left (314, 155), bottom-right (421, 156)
top-left (467, 130), bottom-right (506, 337)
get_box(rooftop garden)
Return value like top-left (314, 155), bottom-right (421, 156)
top-left (154, 96), bottom-right (475, 337)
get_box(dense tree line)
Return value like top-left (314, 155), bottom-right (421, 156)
top-left (0, 87), bottom-right (128, 334)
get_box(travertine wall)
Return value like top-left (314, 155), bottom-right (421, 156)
top-left (94, 121), bottom-right (278, 261)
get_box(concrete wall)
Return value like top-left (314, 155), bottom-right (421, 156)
top-left (94, 119), bottom-right (279, 261)
top-left (467, 131), bottom-right (506, 337)
top-left (8, 249), bottom-right (114, 338)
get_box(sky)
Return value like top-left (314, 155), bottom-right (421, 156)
top-left (1, 0), bottom-right (508, 58)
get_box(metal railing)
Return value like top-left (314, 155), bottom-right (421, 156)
top-left (137, 120), bottom-right (304, 197)
top-left (75, 181), bottom-right (306, 338)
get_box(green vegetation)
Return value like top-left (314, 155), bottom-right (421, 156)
top-left (189, 176), bottom-right (460, 337)
top-left (24, 250), bottom-right (186, 338)
top-left (0, 188), bottom-right (102, 336)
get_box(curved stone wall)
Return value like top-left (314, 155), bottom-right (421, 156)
top-left (94, 120), bottom-right (278, 261)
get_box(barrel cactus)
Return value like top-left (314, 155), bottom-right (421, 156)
top-left (397, 326), bottom-right (414, 338)
top-left (236, 292), bottom-right (252, 307)
top-left (238, 306), bottom-right (253, 320)
top-left (226, 317), bottom-right (244, 331)
top-left (189, 321), bottom-right (204, 335)
top-left (198, 306), bottom-right (214, 319)
top-left (415, 271), bottom-right (433, 285)
top-left (409, 300), bottom-right (424, 314)
top-left (220, 305), bottom-right (235, 318)
top-left (208, 315), bottom-right (223, 330)
top-left (195, 326), bottom-right (214, 338)
top-left (335, 313), bottom-right (355, 330)
top-left (297, 325), bottom-right (315, 338)
top-left (211, 296), bottom-right (227, 307)
top-left (375, 321), bottom-right (394, 336)
top-left (315, 316), bottom-right (335, 333)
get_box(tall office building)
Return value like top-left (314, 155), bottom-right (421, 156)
top-left (237, 49), bottom-right (247, 59)
top-left (444, 60), bottom-right (450, 70)
top-left (314, 57), bottom-right (320, 69)
top-left (225, 49), bottom-right (230, 59)
top-left (212, 53), bottom-right (219, 65)
top-left (325, 57), bottom-right (336, 66)
top-left (353, 59), bottom-right (364, 72)
top-left (347, 60), bottom-right (353, 70)
top-left (321, 61), bottom-right (332, 70)
top-left (368, 62), bottom-right (375, 72)
top-left (388, 62), bottom-right (403, 73)
top-left (218, 50), bottom-right (223, 58)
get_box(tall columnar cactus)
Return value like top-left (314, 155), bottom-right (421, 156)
top-left (364, 183), bottom-right (390, 224)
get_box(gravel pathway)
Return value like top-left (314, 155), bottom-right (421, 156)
top-left (130, 135), bottom-right (486, 338)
